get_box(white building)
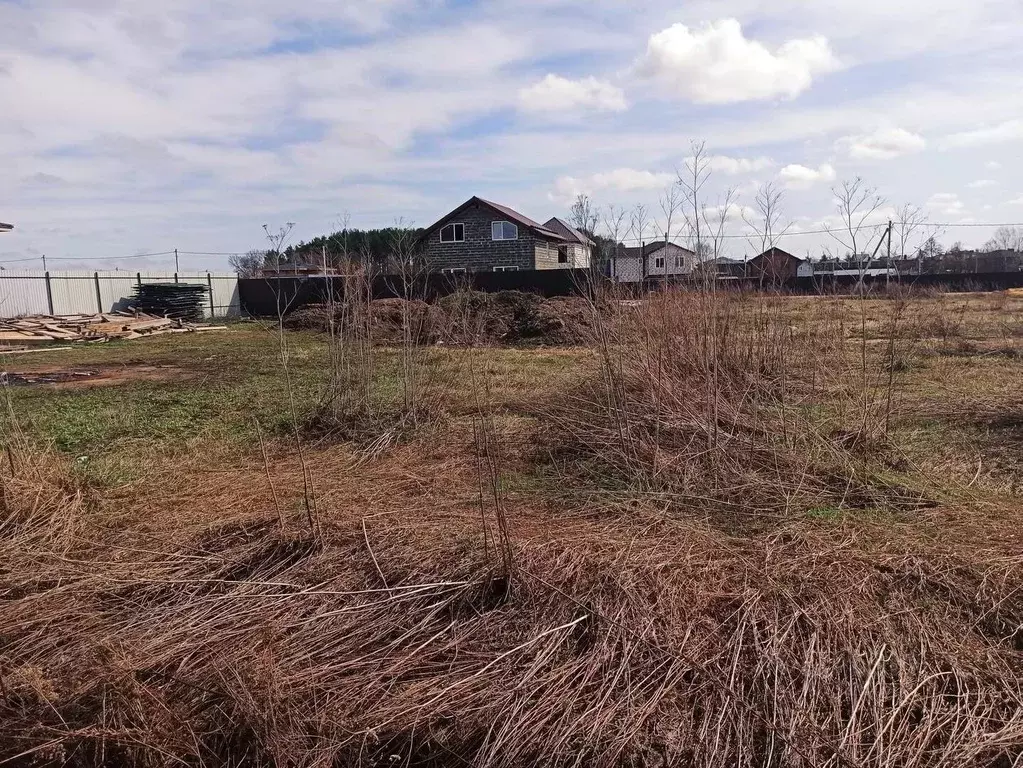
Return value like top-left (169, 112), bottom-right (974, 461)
top-left (611, 241), bottom-right (696, 283)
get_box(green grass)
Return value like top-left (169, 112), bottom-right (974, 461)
top-left (3, 326), bottom-right (329, 455)
top-left (1, 325), bottom-right (590, 461)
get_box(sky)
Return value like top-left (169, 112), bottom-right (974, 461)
top-left (1, 0), bottom-right (1023, 271)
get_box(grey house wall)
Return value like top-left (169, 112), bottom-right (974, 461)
top-left (420, 201), bottom-right (562, 272)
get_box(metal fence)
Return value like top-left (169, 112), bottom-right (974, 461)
top-left (0, 271), bottom-right (241, 318)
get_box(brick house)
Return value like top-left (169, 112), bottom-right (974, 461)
top-left (418, 197), bottom-right (573, 273)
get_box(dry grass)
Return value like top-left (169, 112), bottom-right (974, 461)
top-left (2, 289), bottom-right (1023, 767)
top-left (542, 288), bottom-right (924, 528)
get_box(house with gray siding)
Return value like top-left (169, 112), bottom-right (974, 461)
top-left (612, 241), bottom-right (695, 283)
top-left (418, 197), bottom-right (572, 273)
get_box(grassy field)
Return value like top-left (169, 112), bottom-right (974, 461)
top-left (2, 290), bottom-right (1023, 766)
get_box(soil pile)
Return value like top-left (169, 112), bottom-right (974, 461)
top-left (286, 291), bottom-right (595, 346)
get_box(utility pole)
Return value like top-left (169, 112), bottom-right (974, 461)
top-left (887, 220), bottom-right (892, 284)
top-left (41, 254), bottom-right (46, 271)
top-left (174, 248), bottom-right (179, 273)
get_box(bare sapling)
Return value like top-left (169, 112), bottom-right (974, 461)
top-left (263, 221), bottom-right (319, 537)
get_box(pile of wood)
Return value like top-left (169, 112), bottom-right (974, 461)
top-left (0, 312), bottom-right (225, 351)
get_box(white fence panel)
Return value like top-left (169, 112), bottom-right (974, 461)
top-left (210, 275), bottom-right (241, 317)
top-left (97, 273), bottom-right (144, 314)
top-left (0, 271), bottom-right (240, 319)
top-left (48, 272), bottom-right (102, 316)
top-left (0, 272), bottom-right (50, 316)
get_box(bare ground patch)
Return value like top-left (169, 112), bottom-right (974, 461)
top-left (1, 362), bottom-right (190, 389)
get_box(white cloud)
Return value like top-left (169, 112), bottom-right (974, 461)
top-left (927, 192), bottom-right (967, 217)
top-left (778, 163), bottom-right (836, 190)
top-left (704, 203), bottom-right (758, 223)
top-left (940, 120), bottom-right (1023, 149)
top-left (966, 179), bottom-right (997, 189)
top-left (519, 74), bottom-right (626, 114)
top-left (551, 168), bottom-right (673, 202)
top-left (986, 161), bottom-right (1002, 170)
top-left (697, 155), bottom-right (776, 175)
top-left (1008, 196), bottom-right (1023, 206)
top-left (836, 127), bottom-right (926, 160)
top-left (636, 19), bottom-right (839, 104)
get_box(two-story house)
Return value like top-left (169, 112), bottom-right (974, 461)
top-left (418, 197), bottom-right (576, 274)
top-left (612, 241), bottom-right (696, 283)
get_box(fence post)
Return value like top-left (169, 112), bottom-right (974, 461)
top-left (136, 272), bottom-right (142, 289)
top-left (207, 272), bottom-right (214, 319)
top-left (94, 271), bottom-right (103, 313)
top-left (44, 271), bottom-right (54, 315)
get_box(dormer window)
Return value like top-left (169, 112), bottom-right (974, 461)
top-left (440, 223), bottom-right (465, 243)
top-left (491, 221), bottom-right (518, 241)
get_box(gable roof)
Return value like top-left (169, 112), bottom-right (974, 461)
top-left (622, 241), bottom-right (695, 259)
top-left (420, 196), bottom-right (567, 242)
top-left (543, 217), bottom-right (595, 246)
top-left (752, 246), bottom-right (804, 263)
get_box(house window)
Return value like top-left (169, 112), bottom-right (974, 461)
top-left (440, 223), bottom-right (465, 243)
top-left (493, 265), bottom-right (519, 272)
top-left (558, 247), bottom-right (569, 264)
top-left (654, 256), bottom-right (665, 268)
top-left (674, 255), bottom-right (685, 269)
top-left (441, 267), bottom-right (467, 275)
top-left (491, 221), bottom-right (518, 241)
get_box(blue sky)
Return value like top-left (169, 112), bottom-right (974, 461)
top-left (1, 0), bottom-right (1022, 270)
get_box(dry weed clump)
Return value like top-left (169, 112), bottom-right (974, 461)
top-left (543, 287), bottom-right (922, 525)
top-left (2, 445), bottom-right (1023, 767)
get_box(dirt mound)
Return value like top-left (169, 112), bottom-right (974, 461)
top-left (287, 292), bottom-right (595, 346)
top-left (284, 300), bottom-right (445, 345)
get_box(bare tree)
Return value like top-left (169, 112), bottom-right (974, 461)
top-left (678, 141), bottom-right (713, 266)
top-left (229, 249), bottom-right (268, 278)
top-left (984, 225), bottom-right (1023, 252)
top-left (602, 204), bottom-right (628, 282)
top-left (893, 203), bottom-right (928, 261)
top-left (658, 182), bottom-right (685, 274)
top-left (628, 204), bottom-right (651, 278)
top-left (825, 179), bottom-right (886, 285)
top-left (703, 189), bottom-right (738, 263)
top-left (570, 194), bottom-right (600, 235)
top-left (743, 183), bottom-right (790, 257)
top-left (629, 203), bottom-right (651, 245)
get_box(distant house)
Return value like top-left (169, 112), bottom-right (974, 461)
top-left (695, 256), bottom-right (748, 279)
top-left (260, 264), bottom-right (339, 277)
top-left (543, 217), bottom-right (594, 269)
top-left (748, 247), bottom-right (805, 284)
top-left (612, 241), bottom-right (695, 283)
top-left (418, 197), bottom-right (572, 274)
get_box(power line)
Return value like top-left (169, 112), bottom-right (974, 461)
top-left (0, 250), bottom-right (177, 265)
top-left (0, 220), bottom-right (1019, 264)
top-left (613, 221), bottom-right (1023, 244)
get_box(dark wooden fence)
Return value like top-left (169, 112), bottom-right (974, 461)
top-left (238, 269), bottom-right (594, 316)
top-left (237, 270), bottom-right (1023, 317)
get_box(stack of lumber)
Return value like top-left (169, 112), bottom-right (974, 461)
top-left (132, 283), bottom-right (209, 322)
top-left (0, 312), bottom-right (225, 351)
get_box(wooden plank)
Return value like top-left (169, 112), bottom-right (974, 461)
top-left (0, 346), bottom-right (76, 355)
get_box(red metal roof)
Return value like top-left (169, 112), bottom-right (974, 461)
top-left (420, 197), bottom-right (568, 241)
